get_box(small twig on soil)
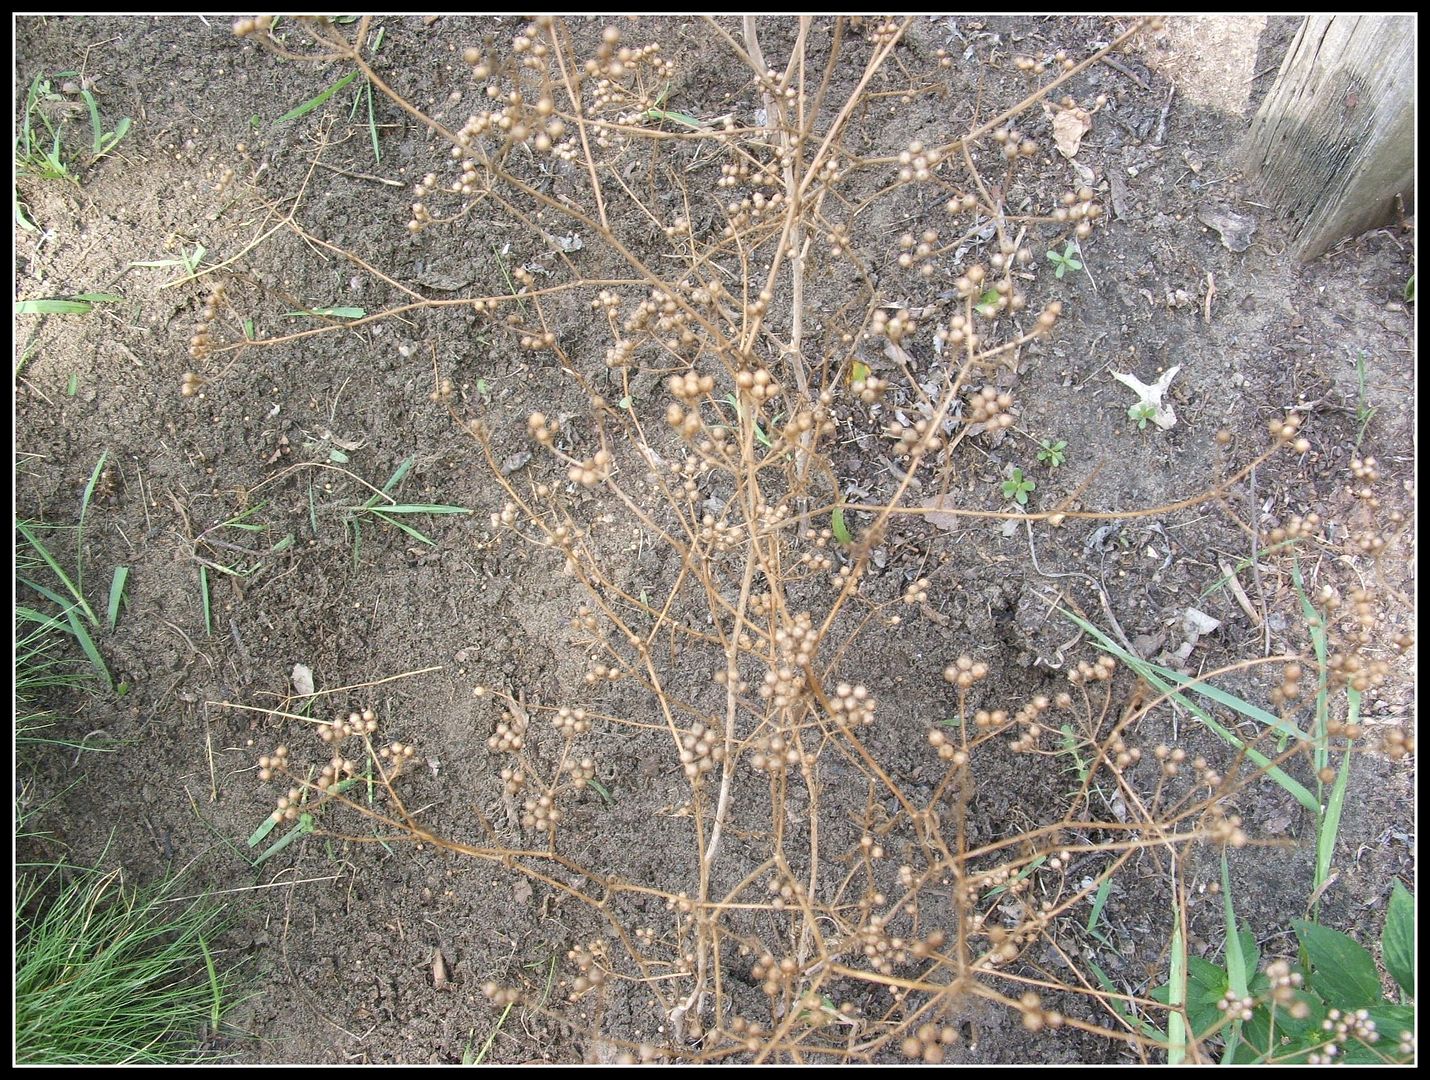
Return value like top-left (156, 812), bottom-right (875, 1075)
top-left (310, 158), bottom-right (403, 187)
top-left (1217, 559), bottom-right (1261, 626)
top-left (1248, 465), bottom-right (1271, 656)
top-left (1099, 54), bottom-right (1151, 89)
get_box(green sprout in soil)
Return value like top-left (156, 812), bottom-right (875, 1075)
top-left (344, 455), bottom-right (470, 567)
top-left (1046, 240), bottom-right (1083, 279)
top-left (1037, 438), bottom-right (1068, 468)
top-left (1129, 401), bottom-right (1158, 430)
top-left (1001, 467), bottom-right (1036, 505)
top-left (16, 453), bottom-right (116, 688)
top-left (15, 72), bottom-right (132, 185)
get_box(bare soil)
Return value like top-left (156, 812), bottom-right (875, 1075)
top-left (14, 15), bottom-right (1414, 1064)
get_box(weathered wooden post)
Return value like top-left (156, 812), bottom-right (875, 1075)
top-left (1244, 14), bottom-right (1414, 261)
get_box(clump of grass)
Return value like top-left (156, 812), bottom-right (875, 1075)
top-left (16, 452), bottom-right (119, 689)
top-left (14, 867), bottom-right (237, 1064)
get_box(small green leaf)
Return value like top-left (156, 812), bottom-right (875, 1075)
top-left (831, 504), bottom-right (852, 545)
top-left (1293, 920), bottom-right (1382, 1009)
top-left (1085, 877), bottom-right (1111, 937)
top-left (16, 299), bottom-right (94, 314)
top-left (106, 566), bottom-right (130, 630)
top-left (72, 291), bottom-right (124, 303)
top-left (253, 813), bottom-right (316, 865)
top-left (247, 812), bottom-right (280, 847)
top-left (1382, 880), bottom-right (1414, 998)
top-left (66, 374), bottom-right (79, 396)
top-left (281, 305), bottom-right (366, 319)
top-left (275, 71), bottom-right (359, 123)
top-left (643, 108), bottom-right (707, 129)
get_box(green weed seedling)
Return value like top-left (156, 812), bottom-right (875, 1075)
top-left (16, 74), bottom-right (78, 182)
top-left (190, 502), bottom-right (293, 635)
top-left (1001, 466), bottom-right (1036, 505)
top-left (1150, 858), bottom-right (1413, 1063)
top-left (344, 455), bottom-right (470, 567)
top-left (1037, 438), bottom-right (1067, 468)
top-left (16, 453), bottom-right (117, 688)
top-left (82, 87), bottom-right (132, 161)
top-left (1046, 240), bottom-right (1083, 279)
top-left (15, 72), bottom-right (133, 183)
top-left (1129, 401), bottom-right (1157, 431)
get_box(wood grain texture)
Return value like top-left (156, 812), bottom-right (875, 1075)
top-left (1245, 15), bottom-right (1414, 261)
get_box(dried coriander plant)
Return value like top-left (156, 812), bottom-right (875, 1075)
top-left (222, 15), bottom-right (1411, 1063)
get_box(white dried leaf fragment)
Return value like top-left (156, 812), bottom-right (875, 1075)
top-left (1111, 365), bottom-right (1181, 430)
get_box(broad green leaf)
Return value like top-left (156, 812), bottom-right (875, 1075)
top-left (1382, 879), bottom-right (1414, 998)
top-left (1293, 920), bottom-right (1381, 1009)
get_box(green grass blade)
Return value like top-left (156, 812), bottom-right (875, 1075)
top-left (368, 502), bottom-right (469, 514)
top-left (65, 606), bottom-right (112, 689)
top-left (246, 813), bottom-right (280, 848)
top-left (381, 455), bottom-right (417, 495)
top-left (106, 566), bottom-right (129, 630)
top-left (16, 522), bottom-right (97, 624)
top-left (1089, 960), bottom-right (1165, 1040)
top-left (79, 450), bottom-right (109, 527)
top-left (1167, 910), bottom-right (1188, 1063)
top-left (275, 70), bottom-right (358, 123)
top-left (470, 1000), bottom-right (514, 1064)
top-left (15, 299), bottom-right (93, 314)
top-left (831, 504), bottom-right (852, 545)
top-left (82, 88), bottom-right (103, 154)
top-left (198, 934), bottom-right (221, 1027)
top-left (77, 450), bottom-right (109, 598)
top-left (253, 814), bottom-right (315, 865)
top-left (1086, 877), bottom-right (1112, 937)
top-left (371, 511), bottom-right (434, 546)
top-left (364, 80), bottom-right (380, 162)
top-left (1314, 691), bottom-right (1356, 915)
top-left (1061, 610), bottom-right (1319, 813)
top-left (1220, 854), bottom-right (1247, 1059)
